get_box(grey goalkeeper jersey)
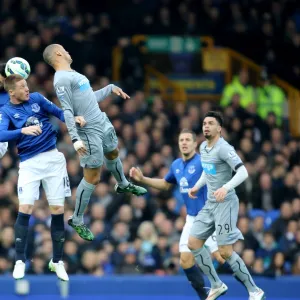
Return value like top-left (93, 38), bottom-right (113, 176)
top-left (199, 137), bottom-right (243, 202)
top-left (54, 70), bottom-right (113, 141)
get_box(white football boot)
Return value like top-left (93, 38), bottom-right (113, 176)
top-left (49, 259), bottom-right (69, 281)
top-left (249, 288), bottom-right (266, 300)
top-left (13, 260), bottom-right (26, 279)
top-left (206, 283), bottom-right (228, 300)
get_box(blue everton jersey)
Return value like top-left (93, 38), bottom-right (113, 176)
top-left (164, 153), bottom-right (207, 216)
top-left (0, 91), bottom-right (9, 108)
top-left (0, 92), bottom-right (64, 161)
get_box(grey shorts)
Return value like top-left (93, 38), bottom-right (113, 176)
top-left (190, 195), bottom-right (244, 246)
top-left (78, 117), bottom-right (118, 169)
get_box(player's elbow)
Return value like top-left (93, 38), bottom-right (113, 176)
top-left (242, 166), bottom-right (248, 180)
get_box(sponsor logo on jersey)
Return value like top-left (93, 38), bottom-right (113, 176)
top-left (202, 162), bottom-right (216, 175)
top-left (180, 177), bottom-right (189, 193)
top-left (25, 116), bottom-right (43, 128)
top-left (78, 78), bottom-right (90, 92)
top-left (31, 103), bottom-right (40, 113)
top-left (0, 114), bottom-right (2, 123)
top-left (176, 169), bottom-right (180, 174)
top-left (188, 165), bottom-right (196, 174)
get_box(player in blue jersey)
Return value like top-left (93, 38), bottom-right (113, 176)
top-left (0, 74), bottom-right (86, 281)
top-left (130, 129), bottom-right (226, 299)
top-left (0, 63), bottom-right (9, 158)
top-left (188, 111), bottom-right (265, 300)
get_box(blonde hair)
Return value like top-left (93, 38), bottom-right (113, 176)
top-left (137, 221), bottom-right (158, 244)
top-left (4, 74), bottom-right (24, 92)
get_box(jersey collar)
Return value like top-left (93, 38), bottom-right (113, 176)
top-left (183, 153), bottom-right (197, 164)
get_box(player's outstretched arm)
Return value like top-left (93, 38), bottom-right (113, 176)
top-left (129, 167), bottom-right (172, 191)
top-left (0, 142), bottom-right (8, 158)
top-left (94, 84), bottom-right (130, 103)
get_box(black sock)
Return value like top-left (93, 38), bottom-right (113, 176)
top-left (183, 265), bottom-right (207, 300)
top-left (51, 214), bottom-right (65, 263)
top-left (14, 212), bottom-right (30, 262)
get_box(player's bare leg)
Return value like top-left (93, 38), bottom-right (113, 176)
top-left (105, 148), bottom-right (147, 196)
top-left (69, 168), bottom-right (101, 241)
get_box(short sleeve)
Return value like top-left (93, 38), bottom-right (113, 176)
top-left (164, 165), bottom-right (177, 184)
top-left (219, 143), bottom-right (243, 171)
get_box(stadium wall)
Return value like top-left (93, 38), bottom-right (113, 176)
top-left (0, 275), bottom-right (299, 300)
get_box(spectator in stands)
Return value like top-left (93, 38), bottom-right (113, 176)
top-left (265, 252), bottom-right (290, 277)
top-left (257, 71), bottom-right (286, 126)
top-left (256, 231), bottom-right (278, 268)
top-left (238, 217), bottom-right (259, 251)
top-left (220, 68), bottom-right (255, 109)
top-left (271, 202), bottom-right (293, 240)
top-left (0, 0), bottom-right (300, 278)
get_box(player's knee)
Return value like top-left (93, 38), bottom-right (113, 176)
top-left (87, 176), bottom-right (100, 185)
top-left (49, 205), bottom-right (64, 215)
top-left (19, 204), bottom-right (33, 215)
top-left (218, 246), bottom-right (233, 260)
top-left (105, 148), bottom-right (119, 160)
top-left (180, 253), bottom-right (194, 269)
top-left (188, 236), bottom-right (202, 251)
top-left (84, 167), bottom-right (101, 185)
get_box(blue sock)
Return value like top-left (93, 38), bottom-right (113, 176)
top-left (14, 212), bottom-right (31, 262)
top-left (183, 265), bottom-right (207, 300)
top-left (51, 214), bottom-right (65, 263)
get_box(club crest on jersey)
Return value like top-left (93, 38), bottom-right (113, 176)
top-left (13, 113), bottom-right (20, 119)
top-left (179, 177), bottom-right (189, 193)
top-left (31, 103), bottom-right (40, 113)
top-left (18, 187), bottom-right (23, 194)
top-left (202, 162), bottom-right (216, 175)
top-left (188, 165), bottom-right (196, 174)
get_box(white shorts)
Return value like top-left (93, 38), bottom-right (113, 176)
top-left (180, 215), bottom-right (218, 254)
top-left (18, 149), bottom-right (71, 206)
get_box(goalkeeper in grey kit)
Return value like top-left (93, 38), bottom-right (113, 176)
top-left (43, 44), bottom-right (147, 241)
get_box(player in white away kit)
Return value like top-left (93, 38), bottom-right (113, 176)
top-left (43, 44), bottom-right (147, 242)
top-left (188, 111), bottom-right (265, 300)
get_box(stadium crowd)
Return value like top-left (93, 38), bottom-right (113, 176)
top-left (0, 0), bottom-right (300, 278)
top-left (1, 0), bottom-right (300, 86)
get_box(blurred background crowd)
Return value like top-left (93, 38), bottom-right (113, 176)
top-left (0, 0), bottom-right (300, 278)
